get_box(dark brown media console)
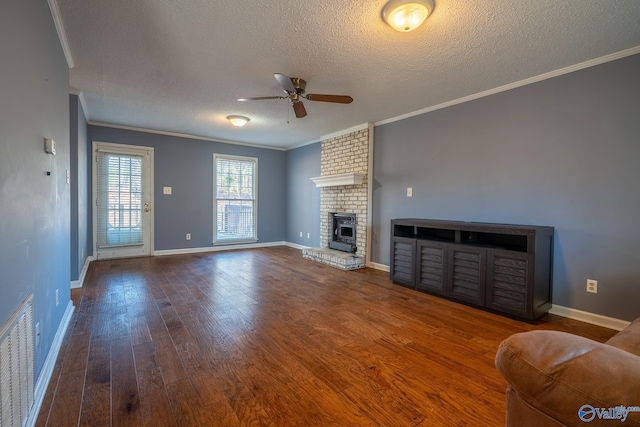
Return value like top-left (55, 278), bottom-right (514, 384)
top-left (390, 219), bottom-right (554, 321)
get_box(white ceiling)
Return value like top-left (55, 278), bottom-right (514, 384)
top-left (56, 0), bottom-right (640, 149)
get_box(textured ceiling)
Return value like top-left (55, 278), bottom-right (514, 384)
top-left (57, 0), bottom-right (640, 149)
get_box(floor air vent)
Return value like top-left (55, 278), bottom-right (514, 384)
top-left (0, 295), bottom-right (34, 427)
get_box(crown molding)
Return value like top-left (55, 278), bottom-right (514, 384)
top-left (286, 138), bottom-right (321, 150)
top-left (320, 123), bottom-right (369, 141)
top-left (47, 0), bottom-right (74, 68)
top-left (375, 46), bottom-right (640, 127)
top-left (87, 121), bottom-right (287, 151)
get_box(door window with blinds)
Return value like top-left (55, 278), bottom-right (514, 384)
top-left (213, 154), bottom-right (257, 243)
top-left (93, 142), bottom-right (153, 260)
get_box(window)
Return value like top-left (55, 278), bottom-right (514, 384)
top-left (96, 152), bottom-right (144, 247)
top-left (213, 154), bottom-right (257, 243)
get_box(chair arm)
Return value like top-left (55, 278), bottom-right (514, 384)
top-left (496, 330), bottom-right (640, 426)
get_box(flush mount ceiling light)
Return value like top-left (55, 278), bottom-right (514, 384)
top-left (382, 0), bottom-right (435, 32)
top-left (227, 115), bottom-right (250, 127)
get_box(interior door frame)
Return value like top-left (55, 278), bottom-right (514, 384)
top-left (92, 141), bottom-right (154, 259)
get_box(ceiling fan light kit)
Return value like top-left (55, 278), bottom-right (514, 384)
top-left (238, 73), bottom-right (353, 119)
top-left (382, 0), bottom-right (435, 32)
top-left (227, 115), bottom-right (250, 127)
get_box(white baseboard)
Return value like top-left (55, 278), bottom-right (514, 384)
top-left (27, 300), bottom-right (75, 427)
top-left (284, 242), bottom-right (312, 250)
top-left (154, 241), bottom-right (286, 256)
top-left (549, 305), bottom-right (631, 331)
top-left (367, 261), bottom-right (390, 272)
top-left (70, 256), bottom-right (93, 289)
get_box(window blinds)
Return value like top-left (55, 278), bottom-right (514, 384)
top-left (214, 155), bottom-right (257, 242)
top-left (96, 152), bottom-right (144, 248)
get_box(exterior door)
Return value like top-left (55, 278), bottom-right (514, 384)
top-left (93, 142), bottom-right (153, 259)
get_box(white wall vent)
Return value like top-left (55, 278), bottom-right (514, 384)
top-left (0, 295), bottom-right (34, 427)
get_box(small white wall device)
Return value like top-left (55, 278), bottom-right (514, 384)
top-left (44, 138), bottom-right (56, 155)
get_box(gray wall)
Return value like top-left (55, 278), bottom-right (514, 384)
top-left (286, 142), bottom-right (321, 246)
top-left (87, 126), bottom-right (287, 251)
top-left (70, 95), bottom-right (89, 280)
top-left (0, 0), bottom-right (71, 377)
top-left (372, 54), bottom-right (640, 321)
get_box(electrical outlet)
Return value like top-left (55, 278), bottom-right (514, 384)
top-left (55, 289), bottom-right (59, 306)
top-left (186, 233), bottom-right (191, 240)
top-left (407, 187), bottom-right (413, 197)
top-left (35, 322), bottom-right (40, 347)
top-left (307, 232), bottom-right (310, 239)
top-left (163, 186), bottom-right (172, 195)
top-left (587, 279), bottom-right (597, 294)
top-left (299, 232), bottom-right (303, 237)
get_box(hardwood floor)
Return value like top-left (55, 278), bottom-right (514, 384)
top-left (36, 247), bottom-right (616, 426)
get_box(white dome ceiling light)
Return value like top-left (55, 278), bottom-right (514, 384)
top-left (382, 0), bottom-right (435, 32)
top-left (227, 115), bottom-right (250, 127)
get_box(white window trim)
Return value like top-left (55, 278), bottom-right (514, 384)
top-left (213, 153), bottom-right (258, 245)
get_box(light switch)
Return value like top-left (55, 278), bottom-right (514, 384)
top-left (407, 187), bottom-right (413, 197)
top-left (163, 186), bottom-right (172, 195)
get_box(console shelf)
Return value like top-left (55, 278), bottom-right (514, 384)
top-left (390, 219), bottom-right (554, 321)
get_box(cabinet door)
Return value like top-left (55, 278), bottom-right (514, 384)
top-left (486, 250), bottom-right (531, 318)
top-left (390, 237), bottom-right (416, 288)
top-left (447, 245), bottom-right (485, 305)
top-left (416, 240), bottom-right (447, 295)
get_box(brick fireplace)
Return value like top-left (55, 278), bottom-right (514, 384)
top-left (302, 126), bottom-right (370, 270)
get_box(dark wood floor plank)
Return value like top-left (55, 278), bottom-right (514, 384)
top-left (111, 336), bottom-right (144, 427)
top-left (339, 375), bottom-right (427, 426)
top-left (36, 247), bottom-right (618, 427)
top-left (297, 377), bottom-right (380, 427)
top-left (130, 315), bottom-right (152, 346)
top-left (77, 333), bottom-right (111, 426)
top-left (165, 379), bottom-right (203, 426)
top-left (44, 368), bottom-right (85, 427)
top-left (156, 296), bottom-right (192, 333)
top-left (241, 327), bottom-right (315, 383)
top-left (133, 342), bottom-right (176, 427)
top-left (84, 334), bottom-right (110, 386)
top-left (188, 374), bottom-right (242, 426)
top-left (61, 332), bottom-right (91, 374)
top-left (150, 328), bottom-right (188, 385)
top-left (213, 372), bottom-right (276, 427)
top-left (79, 383), bottom-right (111, 427)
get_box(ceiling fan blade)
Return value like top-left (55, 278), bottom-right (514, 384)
top-left (305, 94), bottom-right (353, 104)
top-left (237, 96), bottom-right (286, 101)
top-left (274, 73), bottom-right (296, 93)
top-left (293, 101), bottom-right (307, 118)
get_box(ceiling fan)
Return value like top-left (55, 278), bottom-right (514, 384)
top-left (237, 73), bottom-right (353, 118)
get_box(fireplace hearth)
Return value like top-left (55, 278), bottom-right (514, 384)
top-left (329, 213), bottom-right (357, 253)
